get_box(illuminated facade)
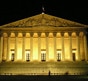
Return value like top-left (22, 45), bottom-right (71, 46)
top-left (0, 13), bottom-right (88, 75)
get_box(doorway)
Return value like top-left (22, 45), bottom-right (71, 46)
top-left (57, 50), bottom-right (62, 61)
top-left (11, 49), bottom-right (15, 61)
top-left (72, 49), bottom-right (76, 61)
top-left (41, 50), bottom-right (46, 61)
top-left (25, 50), bottom-right (30, 61)
top-left (73, 53), bottom-right (76, 61)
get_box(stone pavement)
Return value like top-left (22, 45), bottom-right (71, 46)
top-left (0, 75), bottom-right (88, 81)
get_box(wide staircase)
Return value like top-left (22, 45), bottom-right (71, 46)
top-left (0, 61), bottom-right (88, 75)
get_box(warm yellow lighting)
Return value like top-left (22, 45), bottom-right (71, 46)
top-left (11, 50), bottom-right (14, 54)
top-left (57, 50), bottom-right (61, 53)
top-left (33, 38), bottom-right (38, 60)
top-left (49, 37), bottom-right (54, 60)
top-left (56, 33), bottom-right (61, 38)
top-left (57, 50), bottom-right (62, 60)
top-left (41, 33), bottom-right (45, 37)
top-left (17, 48), bottom-right (22, 60)
top-left (26, 50), bottom-right (30, 54)
top-left (41, 51), bottom-right (46, 53)
top-left (72, 50), bottom-right (76, 53)
top-left (25, 50), bottom-right (30, 60)
top-left (11, 33), bottom-right (15, 37)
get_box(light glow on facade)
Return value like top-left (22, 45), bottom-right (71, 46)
top-left (0, 13), bottom-right (88, 75)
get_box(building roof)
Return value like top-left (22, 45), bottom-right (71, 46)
top-left (0, 13), bottom-right (87, 28)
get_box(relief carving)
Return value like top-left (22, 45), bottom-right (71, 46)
top-left (1, 14), bottom-right (86, 28)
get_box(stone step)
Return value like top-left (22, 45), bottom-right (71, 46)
top-left (0, 62), bottom-right (88, 67)
top-left (0, 62), bottom-right (88, 75)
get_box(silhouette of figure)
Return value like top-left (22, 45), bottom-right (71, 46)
top-left (48, 70), bottom-right (51, 76)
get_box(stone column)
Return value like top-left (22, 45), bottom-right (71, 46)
top-left (22, 33), bottom-right (26, 61)
top-left (30, 33), bottom-right (33, 61)
top-left (14, 33), bottom-right (18, 61)
top-left (7, 33), bottom-right (10, 61)
top-left (61, 33), bottom-right (65, 61)
top-left (0, 33), bottom-right (3, 62)
top-left (53, 33), bottom-right (56, 61)
top-left (38, 33), bottom-right (41, 61)
top-left (84, 32), bottom-right (88, 61)
top-left (76, 32), bottom-right (80, 61)
top-left (69, 33), bottom-right (72, 61)
top-left (46, 33), bottom-right (49, 61)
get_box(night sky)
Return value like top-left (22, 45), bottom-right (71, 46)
top-left (0, 0), bottom-right (88, 26)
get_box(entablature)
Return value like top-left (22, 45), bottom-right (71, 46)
top-left (0, 26), bottom-right (86, 32)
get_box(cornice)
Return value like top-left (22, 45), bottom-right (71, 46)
top-left (1, 26), bottom-right (86, 33)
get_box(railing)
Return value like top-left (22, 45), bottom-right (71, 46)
top-left (0, 72), bottom-right (87, 75)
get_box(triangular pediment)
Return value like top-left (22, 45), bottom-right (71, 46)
top-left (0, 13), bottom-right (87, 28)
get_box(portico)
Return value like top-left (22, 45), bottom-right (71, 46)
top-left (0, 31), bottom-right (87, 62)
top-left (0, 13), bottom-right (88, 63)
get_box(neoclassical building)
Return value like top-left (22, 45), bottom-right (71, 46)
top-left (0, 13), bottom-right (88, 75)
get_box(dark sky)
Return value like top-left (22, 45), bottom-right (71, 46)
top-left (0, 0), bottom-right (88, 26)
